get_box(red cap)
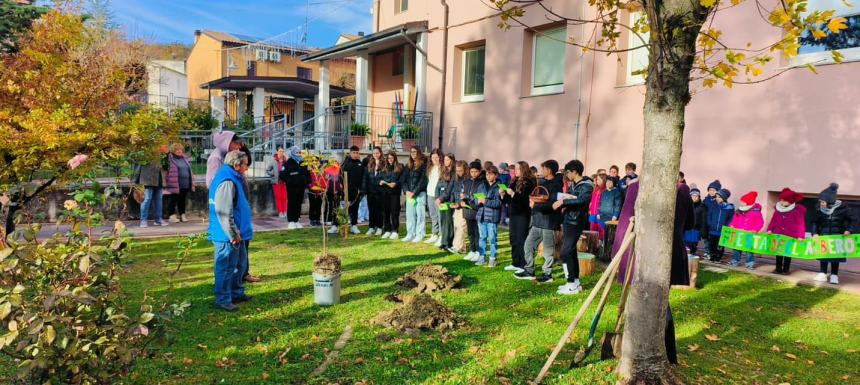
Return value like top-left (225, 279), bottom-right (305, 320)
top-left (740, 191), bottom-right (758, 206)
top-left (778, 188), bottom-right (804, 204)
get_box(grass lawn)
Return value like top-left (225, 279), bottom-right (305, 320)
top-left (39, 229), bottom-right (860, 384)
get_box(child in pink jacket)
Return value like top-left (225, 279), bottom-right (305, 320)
top-left (729, 191), bottom-right (764, 269)
top-left (767, 188), bottom-right (807, 275)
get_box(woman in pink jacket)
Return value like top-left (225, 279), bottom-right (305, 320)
top-left (767, 188), bottom-right (807, 275)
top-left (729, 192), bottom-right (764, 269)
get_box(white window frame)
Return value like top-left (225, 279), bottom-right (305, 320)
top-left (395, 0), bottom-right (408, 14)
top-left (791, 0), bottom-right (860, 66)
top-left (626, 12), bottom-right (650, 85)
top-left (461, 46), bottom-right (486, 102)
top-left (530, 26), bottom-right (566, 96)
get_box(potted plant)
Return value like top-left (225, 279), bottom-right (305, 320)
top-left (350, 122), bottom-right (369, 149)
top-left (399, 123), bottom-right (420, 150)
top-left (302, 152), bottom-right (343, 306)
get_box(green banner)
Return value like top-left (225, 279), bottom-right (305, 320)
top-left (718, 227), bottom-right (860, 260)
top-left (473, 193), bottom-right (487, 200)
top-left (438, 203), bottom-right (449, 211)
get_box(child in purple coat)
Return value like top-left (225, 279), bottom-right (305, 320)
top-left (767, 188), bottom-right (807, 275)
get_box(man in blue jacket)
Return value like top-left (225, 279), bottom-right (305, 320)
top-left (209, 150), bottom-right (254, 312)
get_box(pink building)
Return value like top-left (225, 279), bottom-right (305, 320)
top-left (303, 0), bottom-right (860, 215)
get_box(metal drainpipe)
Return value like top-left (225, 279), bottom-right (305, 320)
top-left (438, 0), bottom-right (449, 151)
top-left (574, 0), bottom-right (585, 161)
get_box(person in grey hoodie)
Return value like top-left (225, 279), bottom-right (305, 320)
top-left (206, 130), bottom-right (243, 189)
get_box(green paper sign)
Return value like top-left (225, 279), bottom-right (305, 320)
top-left (461, 203), bottom-right (473, 209)
top-left (718, 227), bottom-right (860, 260)
top-left (438, 203), bottom-right (449, 211)
top-left (408, 197), bottom-right (417, 205)
top-left (473, 193), bottom-right (487, 200)
top-left (498, 184), bottom-right (508, 191)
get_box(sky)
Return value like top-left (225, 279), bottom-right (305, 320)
top-left (103, 0), bottom-right (373, 48)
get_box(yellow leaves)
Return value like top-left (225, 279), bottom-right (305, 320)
top-left (785, 353), bottom-right (798, 360)
top-left (744, 64), bottom-right (763, 77)
top-left (806, 63), bottom-right (818, 74)
top-left (771, 345), bottom-right (781, 352)
top-left (731, 0), bottom-right (743, 4)
top-left (811, 29), bottom-right (828, 40)
top-left (703, 79), bottom-right (717, 88)
top-left (705, 334), bottom-right (720, 341)
top-left (770, 9), bottom-right (792, 26)
top-left (827, 17), bottom-right (849, 33)
top-left (700, 0), bottom-right (718, 7)
top-left (688, 344), bottom-right (700, 352)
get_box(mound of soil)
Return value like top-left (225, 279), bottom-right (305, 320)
top-left (373, 294), bottom-right (462, 332)
top-left (313, 254), bottom-right (342, 276)
top-left (396, 264), bottom-right (462, 293)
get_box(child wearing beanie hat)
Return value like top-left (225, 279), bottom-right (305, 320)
top-left (704, 186), bottom-right (734, 262)
top-left (728, 191), bottom-right (764, 269)
top-left (684, 184), bottom-right (707, 255)
top-left (767, 187), bottom-right (807, 275)
top-left (812, 183), bottom-right (852, 284)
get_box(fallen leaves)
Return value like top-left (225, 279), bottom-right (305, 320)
top-left (277, 349), bottom-right (291, 365)
top-left (771, 345), bottom-right (781, 352)
top-left (785, 353), bottom-right (797, 360)
top-left (214, 357), bottom-right (237, 368)
top-left (705, 334), bottom-right (720, 341)
top-left (688, 344), bottom-right (700, 352)
top-left (355, 357), bottom-right (366, 364)
top-left (181, 357), bottom-right (193, 366)
top-left (195, 344), bottom-right (208, 350)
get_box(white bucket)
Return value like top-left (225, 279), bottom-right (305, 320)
top-left (313, 272), bottom-right (341, 306)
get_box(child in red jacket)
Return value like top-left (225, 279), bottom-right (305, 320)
top-left (767, 188), bottom-right (807, 275)
top-left (729, 192), bottom-right (764, 269)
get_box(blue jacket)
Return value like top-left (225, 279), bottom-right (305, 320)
top-left (476, 180), bottom-right (503, 224)
top-left (598, 187), bottom-right (623, 220)
top-left (208, 164), bottom-right (254, 243)
top-left (704, 198), bottom-right (734, 236)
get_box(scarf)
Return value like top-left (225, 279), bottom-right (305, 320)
top-left (820, 200), bottom-right (841, 215)
top-left (775, 202), bottom-right (796, 213)
top-left (288, 146), bottom-right (302, 163)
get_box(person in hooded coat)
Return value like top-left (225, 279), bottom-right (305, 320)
top-left (812, 183), bottom-right (854, 285)
top-left (767, 188), bottom-right (807, 275)
top-left (206, 130), bottom-right (242, 189)
top-left (728, 191), bottom-right (764, 269)
top-left (280, 146), bottom-right (310, 228)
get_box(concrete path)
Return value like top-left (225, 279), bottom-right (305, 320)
top-left (27, 216), bottom-right (860, 295)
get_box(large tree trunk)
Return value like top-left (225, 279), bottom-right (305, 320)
top-left (617, 1), bottom-right (707, 384)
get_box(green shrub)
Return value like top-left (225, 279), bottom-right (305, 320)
top-left (350, 122), bottom-right (369, 136)
top-left (399, 123), bottom-right (420, 140)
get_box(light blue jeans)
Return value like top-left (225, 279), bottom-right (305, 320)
top-left (405, 192), bottom-right (427, 239)
top-left (478, 222), bottom-right (498, 262)
top-left (358, 196), bottom-right (369, 222)
top-left (213, 241), bottom-right (246, 307)
top-left (426, 193), bottom-right (440, 236)
top-left (731, 249), bottom-right (755, 268)
top-left (140, 186), bottom-right (163, 223)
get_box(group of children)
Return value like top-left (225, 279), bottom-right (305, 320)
top-left (686, 180), bottom-right (851, 285)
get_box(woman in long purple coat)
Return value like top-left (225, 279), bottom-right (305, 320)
top-left (612, 179), bottom-right (639, 283)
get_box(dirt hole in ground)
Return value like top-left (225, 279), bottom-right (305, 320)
top-left (396, 264), bottom-right (462, 293)
top-left (374, 294), bottom-right (463, 333)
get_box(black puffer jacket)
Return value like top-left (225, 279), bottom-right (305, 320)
top-left (460, 176), bottom-right (485, 221)
top-left (693, 200), bottom-right (707, 234)
top-left (341, 157), bottom-right (366, 197)
top-left (379, 166), bottom-right (403, 195)
top-left (279, 158), bottom-right (309, 189)
top-left (531, 176), bottom-right (564, 230)
top-left (560, 177), bottom-right (594, 230)
top-left (402, 162), bottom-right (428, 195)
top-left (364, 161), bottom-right (385, 195)
top-left (813, 202), bottom-right (854, 235)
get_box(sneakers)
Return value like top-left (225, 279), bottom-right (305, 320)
top-left (830, 275), bottom-right (839, 285)
top-left (446, 247), bottom-right (459, 254)
top-left (351, 225), bottom-right (361, 234)
top-left (232, 295), bottom-right (253, 303)
top-left (466, 252), bottom-right (481, 262)
top-left (381, 231), bottom-right (391, 238)
top-left (411, 236), bottom-right (424, 243)
top-left (155, 221), bottom-right (168, 227)
top-left (463, 252), bottom-right (473, 261)
top-left (139, 221), bottom-right (149, 228)
top-left (295, 222), bottom-right (304, 229)
top-left (168, 214), bottom-right (180, 223)
top-left (401, 235), bottom-right (414, 242)
top-left (728, 260), bottom-right (740, 267)
top-left (424, 235), bottom-right (438, 244)
top-left (434, 239), bottom-right (442, 247)
top-left (514, 271), bottom-right (536, 280)
top-left (180, 214), bottom-right (189, 222)
top-left (215, 302), bottom-right (238, 312)
top-left (474, 259), bottom-right (486, 266)
top-left (388, 232), bottom-right (399, 240)
top-left (375, 228), bottom-right (383, 236)
top-left (328, 225), bottom-right (338, 234)
top-left (814, 272), bottom-right (828, 282)
top-left (503, 265), bottom-right (519, 271)
top-left (366, 227), bottom-right (376, 235)
top-left (745, 263), bottom-right (755, 270)
top-left (487, 259), bottom-right (497, 268)
top-left (535, 274), bottom-right (554, 284)
top-left (557, 282), bottom-right (582, 295)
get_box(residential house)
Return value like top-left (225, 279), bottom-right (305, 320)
top-left (145, 60), bottom-right (189, 110)
top-left (303, 0), bottom-right (860, 218)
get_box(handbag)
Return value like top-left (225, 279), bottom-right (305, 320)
top-left (529, 185), bottom-right (550, 204)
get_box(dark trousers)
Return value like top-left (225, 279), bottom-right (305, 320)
top-left (509, 215), bottom-right (530, 268)
top-left (286, 187), bottom-right (305, 222)
top-left (559, 224), bottom-right (582, 282)
top-left (308, 194), bottom-right (323, 223)
top-left (707, 237), bottom-right (724, 262)
top-left (820, 261), bottom-right (840, 275)
top-left (685, 241), bottom-right (698, 255)
top-left (326, 193), bottom-right (342, 225)
top-left (466, 218), bottom-right (479, 252)
top-left (166, 188), bottom-right (190, 216)
top-left (776, 256), bottom-right (792, 272)
top-left (242, 239), bottom-right (251, 277)
top-left (382, 193), bottom-right (400, 232)
top-left (347, 191), bottom-right (361, 225)
top-left (367, 193), bottom-right (384, 229)
top-left (665, 304), bottom-right (677, 364)
top-left (439, 209), bottom-right (454, 248)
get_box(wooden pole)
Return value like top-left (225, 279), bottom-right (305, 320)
top-left (534, 219), bottom-right (636, 384)
top-left (343, 172), bottom-right (350, 239)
